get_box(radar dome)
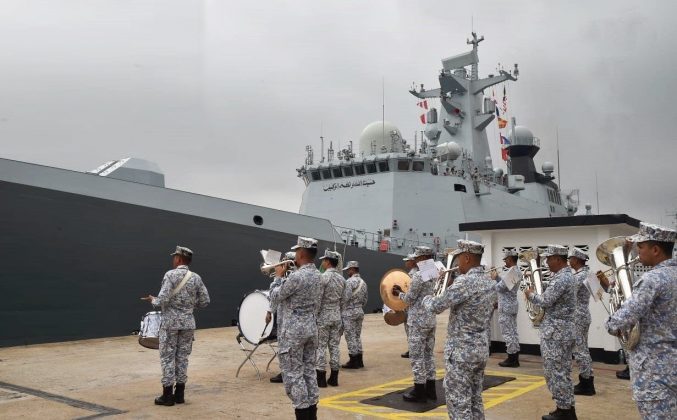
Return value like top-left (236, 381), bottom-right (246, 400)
top-left (358, 121), bottom-right (403, 155)
top-left (542, 161), bottom-right (555, 175)
top-left (509, 126), bottom-right (535, 146)
top-left (435, 141), bottom-right (462, 161)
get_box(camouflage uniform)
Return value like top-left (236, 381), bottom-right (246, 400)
top-left (270, 262), bottom-right (322, 410)
top-left (404, 267), bottom-right (418, 339)
top-left (423, 265), bottom-right (497, 419)
top-left (316, 267), bottom-right (346, 371)
top-left (605, 254), bottom-right (676, 420)
top-left (528, 259), bottom-right (577, 410)
top-left (572, 265), bottom-right (594, 379)
top-left (495, 266), bottom-right (522, 354)
top-left (342, 273), bottom-right (368, 355)
top-left (399, 266), bottom-right (436, 384)
top-left (152, 264), bottom-right (210, 387)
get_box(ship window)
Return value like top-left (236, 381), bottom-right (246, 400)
top-left (332, 168), bottom-right (343, 178)
top-left (366, 163), bottom-right (377, 174)
top-left (253, 215), bottom-right (263, 226)
top-left (310, 171), bottom-right (321, 181)
top-left (322, 169), bottom-right (332, 179)
top-left (377, 161), bottom-right (389, 172)
top-left (423, 233), bottom-right (427, 237)
top-left (397, 160), bottom-right (410, 171)
top-left (412, 161), bottom-right (424, 171)
top-left (454, 184), bottom-right (467, 193)
top-left (355, 164), bottom-right (366, 175)
top-left (343, 166), bottom-right (354, 177)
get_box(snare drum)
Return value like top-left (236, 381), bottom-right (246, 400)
top-left (237, 290), bottom-right (276, 345)
top-left (139, 311), bottom-right (162, 349)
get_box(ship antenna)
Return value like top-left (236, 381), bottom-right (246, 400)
top-left (320, 121), bottom-right (325, 163)
top-left (382, 76), bottom-right (385, 149)
top-left (467, 31), bottom-right (484, 81)
top-left (595, 171), bottom-right (600, 214)
top-left (556, 127), bottom-right (561, 189)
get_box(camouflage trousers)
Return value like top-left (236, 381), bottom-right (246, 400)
top-left (572, 319), bottom-right (594, 378)
top-left (342, 314), bottom-right (364, 355)
top-left (316, 320), bottom-right (342, 371)
top-left (159, 328), bottom-right (194, 387)
top-left (541, 337), bottom-right (575, 409)
top-left (444, 358), bottom-right (486, 420)
top-left (279, 334), bottom-right (319, 409)
top-left (408, 326), bottom-right (436, 384)
top-left (498, 311), bottom-right (520, 354)
top-left (637, 397), bottom-right (677, 420)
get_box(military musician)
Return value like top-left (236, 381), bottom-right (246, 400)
top-left (524, 245), bottom-right (577, 420)
top-left (267, 251), bottom-right (296, 384)
top-left (341, 261), bottom-right (368, 369)
top-left (605, 223), bottom-right (676, 420)
top-left (401, 253), bottom-right (417, 358)
top-left (493, 249), bottom-right (522, 368)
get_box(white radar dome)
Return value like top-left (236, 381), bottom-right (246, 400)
top-left (509, 126), bottom-right (535, 146)
top-left (542, 161), bottom-right (555, 174)
top-left (358, 121), bottom-right (403, 156)
top-left (435, 141), bottom-right (462, 161)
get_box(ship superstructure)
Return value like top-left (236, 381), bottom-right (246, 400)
top-left (298, 34), bottom-right (576, 255)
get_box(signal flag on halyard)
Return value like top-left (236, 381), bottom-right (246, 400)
top-left (500, 134), bottom-right (511, 161)
top-left (502, 86), bottom-right (508, 113)
top-left (417, 100), bottom-right (429, 110)
top-left (420, 114), bottom-right (426, 124)
top-left (498, 117), bottom-right (508, 129)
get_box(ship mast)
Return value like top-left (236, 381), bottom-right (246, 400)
top-left (467, 32), bottom-right (484, 81)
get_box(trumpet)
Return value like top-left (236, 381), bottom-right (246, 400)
top-left (518, 249), bottom-right (545, 327)
top-left (260, 260), bottom-right (296, 277)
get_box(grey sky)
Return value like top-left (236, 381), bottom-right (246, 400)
top-left (1, 1), bottom-right (676, 227)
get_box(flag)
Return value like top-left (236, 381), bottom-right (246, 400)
top-left (500, 134), bottom-right (510, 161)
top-left (419, 114), bottom-right (426, 124)
top-left (417, 100), bottom-right (428, 110)
top-left (502, 86), bottom-right (508, 113)
top-left (500, 134), bottom-right (511, 145)
top-left (497, 117), bottom-right (508, 129)
top-left (495, 106), bottom-right (500, 117)
top-left (501, 147), bottom-right (509, 161)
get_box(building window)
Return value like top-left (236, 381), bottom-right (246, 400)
top-left (397, 160), bottom-right (410, 171)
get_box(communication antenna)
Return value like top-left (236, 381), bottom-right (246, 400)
top-left (382, 76), bottom-right (385, 147)
top-left (556, 127), bottom-right (561, 189)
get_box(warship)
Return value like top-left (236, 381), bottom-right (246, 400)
top-left (0, 33), bottom-right (575, 347)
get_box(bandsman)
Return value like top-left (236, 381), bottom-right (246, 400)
top-left (493, 249), bottom-right (522, 368)
top-left (267, 251), bottom-right (296, 384)
top-left (401, 253), bottom-right (417, 358)
top-left (341, 261), bottom-right (368, 369)
top-left (568, 247), bottom-right (596, 396)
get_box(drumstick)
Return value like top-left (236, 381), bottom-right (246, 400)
top-left (257, 320), bottom-right (272, 343)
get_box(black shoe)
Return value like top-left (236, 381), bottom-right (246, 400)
top-left (616, 366), bottom-right (630, 380)
top-left (425, 379), bottom-right (437, 400)
top-left (357, 353), bottom-right (364, 368)
top-left (154, 385), bottom-right (175, 406)
top-left (573, 374), bottom-right (596, 396)
top-left (309, 404), bottom-right (317, 420)
top-left (327, 370), bottom-right (339, 387)
top-left (294, 408), bottom-right (307, 420)
top-left (401, 351), bottom-right (410, 358)
top-left (498, 352), bottom-right (520, 368)
top-left (270, 372), bottom-right (283, 383)
top-left (402, 383), bottom-right (427, 403)
top-left (316, 370), bottom-right (327, 388)
top-left (174, 383), bottom-right (185, 404)
top-left (542, 407), bottom-right (577, 420)
top-left (342, 354), bottom-right (360, 369)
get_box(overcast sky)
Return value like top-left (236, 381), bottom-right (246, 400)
top-left (1, 0), bottom-right (676, 227)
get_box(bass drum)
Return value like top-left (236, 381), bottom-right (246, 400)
top-left (237, 290), bottom-right (276, 345)
top-left (139, 311), bottom-right (162, 349)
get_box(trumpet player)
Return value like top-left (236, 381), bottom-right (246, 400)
top-left (315, 250), bottom-right (345, 387)
top-left (524, 245), bottom-right (577, 420)
top-left (567, 247), bottom-right (596, 396)
top-left (493, 249), bottom-right (522, 368)
top-left (421, 240), bottom-right (496, 419)
top-left (268, 251), bottom-right (297, 384)
top-left (401, 253), bottom-right (417, 359)
top-left (604, 222), bottom-right (676, 420)
top-left (392, 246), bottom-right (437, 403)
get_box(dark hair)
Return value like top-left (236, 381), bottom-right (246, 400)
top-left (505, 255), bottom-right (518, 263)
top-left (646, 241), bottom-right (675, 257)
top-left (326, 257), bottom-right (338, 268)
top-left (300, 247), bottom-right (318, 259)
top-left (179, 255), bottom-right (192, 265)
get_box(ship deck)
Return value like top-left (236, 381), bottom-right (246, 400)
top-left (0, 314), bottom-right (639, 419)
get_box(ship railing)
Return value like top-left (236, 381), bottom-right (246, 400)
top-left (335, 225), bottom-right (439, 254)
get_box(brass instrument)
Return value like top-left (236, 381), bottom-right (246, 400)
top-left (433, 253), bottom-right (458, 297)
top-left (596, 237), bottom-right (641, 350)
top-left (380, 269), bottom-right (411, 312)
top-left (518, 249), bottom-right (545, 327)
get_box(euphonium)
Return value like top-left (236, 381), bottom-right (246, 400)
top-left (596, 237), bottom-right (641, 350)
top-left (518, 249), bottom-right (545, 327)
top-left (433, 253), bottom-right (459, 297)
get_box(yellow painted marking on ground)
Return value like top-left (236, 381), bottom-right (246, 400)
top-left (320, 369), bottom-right (545, 419)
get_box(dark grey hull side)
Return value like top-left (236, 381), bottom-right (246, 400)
top-left (0, 180), bottom-right (401, 347)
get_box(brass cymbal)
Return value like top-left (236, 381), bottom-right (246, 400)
top-left (380, 269), bottom-right (411, 312)
top-left (384, 310), bottom-right (406, 326)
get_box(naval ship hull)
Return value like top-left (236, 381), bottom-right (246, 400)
top-left (0, 159), bottom-right (402, 347)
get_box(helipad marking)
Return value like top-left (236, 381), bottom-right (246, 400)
top-left (319, 369), bottom-right (545, 419)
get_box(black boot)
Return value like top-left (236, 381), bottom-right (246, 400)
top-left (270, 372), bottom-right (283, 383)
top-left (616, 366), bottom-right (630, 380)
top-left (342, 354), bottom-right (360, 369)
top-left (327, 370), bottom-right (339, 386)
top-left (154, 385), bottom-right (175, 406)
top-left (316, 370), bottom-right (327, 388)
top-left (498, 352), bottom-right (520, 367)
top-left (294, 408), bottom-right (307, 420)
top-left (174, 383), bottom-right (185, 404)
top-left (402, 383), bottom-right (427, 403)
top-left (357, 353), bottom-right (364, 368)
top-left (401, 350), bottom-right (409, 358)
top-left (309, 404), bottom-right (317, 420)
top-left (573, 374), bottom-right (596, 396)
top-left (542, 407), bottom-right (577, 420)
top-left (425, 379), bottom-right (437, 400)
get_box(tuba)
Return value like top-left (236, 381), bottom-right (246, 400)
top-left (596, 237), bottom-right (640, 350)
top-left (518, 249), bottom-right (545, 327)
